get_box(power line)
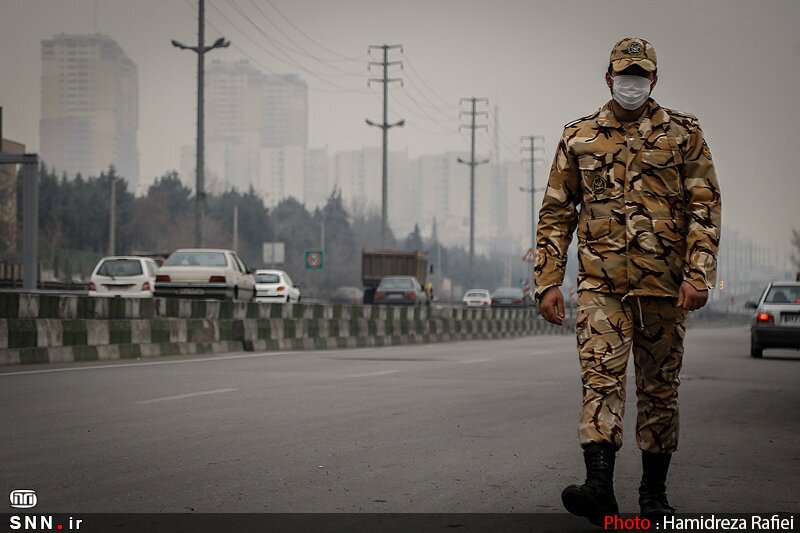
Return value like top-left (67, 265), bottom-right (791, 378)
top-left (183, 0), bottom-right (348, 94)
top-left (207, 0), bottom-right (367, 92)
top-left (237, 0), bottom-right (365, 76)
top-left (263, 0), bottom-right (364, 62)
top-left (389, 92), bottom-right (457, 132)
top-left (403, 55), bottom-right (460, 110)
top-left (399, 66), bottom-right (459, 120)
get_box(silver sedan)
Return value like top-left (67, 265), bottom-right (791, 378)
top-left (746, 281), bottom-right (800, 358)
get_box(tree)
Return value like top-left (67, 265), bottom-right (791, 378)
top-left (404, 224), bottom-right (424, 251)
top-left (129, 172), bottom-right (194, 253)
top-left (792, 229), bottom-right (800, 270)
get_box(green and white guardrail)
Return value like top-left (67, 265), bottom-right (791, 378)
top-left (0, 293), bottom-right (573, 366)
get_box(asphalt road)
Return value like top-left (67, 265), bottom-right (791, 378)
top-left (1, 326), bottom-right (798, 514)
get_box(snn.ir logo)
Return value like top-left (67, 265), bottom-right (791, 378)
top-left (9, 490), bottom-right (37, 509)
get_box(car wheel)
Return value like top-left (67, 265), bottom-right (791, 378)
top-left (750, 337), bottom-right (763, 358)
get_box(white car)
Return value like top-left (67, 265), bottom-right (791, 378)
top-left (88, 256), bottom-right (159, 298)
top-left (462, 289), bottom-right (491, 307)
top-left (253, 269), bottom-right (301, 304)
top-left (154, 248), bottom-right (255, 301)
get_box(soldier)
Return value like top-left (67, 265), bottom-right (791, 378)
top-left (534, 38), bottom-right (721, 525)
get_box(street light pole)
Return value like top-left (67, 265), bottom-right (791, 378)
top-left (172, 0), bottom-right (229, 248)
top-left (108, 174), bottom-right (116, 255)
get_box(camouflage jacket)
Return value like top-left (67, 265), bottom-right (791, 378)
top-left (534, 99), bottom-right (721, 298)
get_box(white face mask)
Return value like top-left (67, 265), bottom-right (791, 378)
top-left (612, 74), bottom-right (652, 110)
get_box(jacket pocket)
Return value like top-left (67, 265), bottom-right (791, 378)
top-left (578, 153), bottom-right (621, 202)
top-left (578, 217), bottom-right (611, 243)
top-left (640, 149), bottom-right (682, 197)
top-left (651, 218), bottom-right (686, 273)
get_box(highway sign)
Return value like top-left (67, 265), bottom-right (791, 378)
top-left (305, 249), bottom-right (324, 270)
top-left (263, 242), bottom-right (285, 265)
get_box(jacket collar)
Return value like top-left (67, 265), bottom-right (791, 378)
top-left (596, 99), bottom-right (668, 129)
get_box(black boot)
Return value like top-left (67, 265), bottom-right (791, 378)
top-left (639, 451), bottom-right (675, 516)
top-left (562, 443), bottom-right (619, 527)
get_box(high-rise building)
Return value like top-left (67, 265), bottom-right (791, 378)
top-left (304, 147), bottom-right (331, 209)
top-left (333, 148), bottom-right (411, 233)
top-left (40, 33), bottom-right (139, 189)
top-left (192, 59), bottom-right (308, 196)
top-left (260, 145), bottom-right (305, 207)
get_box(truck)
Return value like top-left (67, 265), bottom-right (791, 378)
top-left (361, 249), bottom-right (428, 304)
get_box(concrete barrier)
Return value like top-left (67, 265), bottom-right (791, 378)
top-left (0, 293), bottom-right (574, 366)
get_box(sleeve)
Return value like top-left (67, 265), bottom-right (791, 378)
top-left (534, 131), bottom-right (581, 299)
top-left (681, 123), bottom-right (722, 291)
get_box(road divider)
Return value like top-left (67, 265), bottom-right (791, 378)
top-left (0, 293), bottom-right (573, 365)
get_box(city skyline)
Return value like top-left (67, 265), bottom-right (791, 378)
top-left (1, 0), bottom-right (798, 250)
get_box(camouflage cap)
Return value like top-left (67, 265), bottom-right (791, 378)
top-left (609, 37), bottom-right (657, 73)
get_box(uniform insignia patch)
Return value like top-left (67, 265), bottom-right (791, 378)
top-left (627, 41), bottom-right (643, 55)
top-left (702, 140), bottom-right (712, 159)
top-left (592, 175), bottom-right (606, 195)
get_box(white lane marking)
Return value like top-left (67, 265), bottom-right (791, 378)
top-left (459, 357), bottom-right (495, 364)
top-left (0, 350), bottom-right (299, 376)
top-left (0, 338), bottom-right (572, 377)
top-left (343, 370), bottom-right (400, 378)
top-left (137, 388), bottom-right (239, 404)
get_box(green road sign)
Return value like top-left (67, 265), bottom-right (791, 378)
top-left (305, 249), bottom-right (324, 270)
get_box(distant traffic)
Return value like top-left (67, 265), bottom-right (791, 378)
top-left (80, 247), bottom-right (538, 308)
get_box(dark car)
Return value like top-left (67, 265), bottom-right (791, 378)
top-left (330, 286), bottom-right (364, 305)
top-left (746, 281), bottom-right (800, 358)
top-left (491, 287), bottom-right (529, 308)
top-left (374, 276), bottom-right (427, 306)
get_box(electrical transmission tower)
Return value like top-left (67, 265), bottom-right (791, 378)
top-left (366, 44), bottom-right (405, 246)
top-left (171, 0), bottom-right (229, 247)
top-left (458, 97), bottom-right (489, 288)
top-left (521, 135), bottom-right (546, 288)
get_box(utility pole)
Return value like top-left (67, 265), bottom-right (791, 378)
top-left (232, 205), bottom-right (239, 251)
top-left (321, 210), bottom-right (326, 253)
top-left (172, 0), bottom-right (229, 248)
top-left (366, 44), bottom-right (404, 247)
top-left (108, 175), bottom-right (116, 255)
top-left (457, 97), bottom-right (489, 288)
top-left (521, 135), bottom-right (545, 290)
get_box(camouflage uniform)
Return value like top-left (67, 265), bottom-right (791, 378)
top-left (534, 47), bottom-right (722, 452)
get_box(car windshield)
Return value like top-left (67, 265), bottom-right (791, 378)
top-left (96, 259), bottom-right (142, 277)
top-left (466, 291), bottom-right (487, 298)
top-left (765, 286), bottom-right (800, 305)
top-left (165, 251), bottom-right (227, 267)
top-left (255, 273), bottom-right (281, 284)
top-left (380, 278), bottom-right (414, 289)
top-left (494, 288), bottom-right (523, 297)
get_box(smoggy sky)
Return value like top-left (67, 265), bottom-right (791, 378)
top-left (1, 0), bottom-right (799, 247)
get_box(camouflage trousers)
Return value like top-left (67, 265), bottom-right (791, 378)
top-left (576, 291), bottom-right (687, 453)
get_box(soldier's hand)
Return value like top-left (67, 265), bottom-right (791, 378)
top-left (539, 286), bottom-right (565, 325)
top-left (677, 281), bottom-right (709, 311)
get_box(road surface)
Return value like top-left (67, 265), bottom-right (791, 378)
top-left (1, 326), bottom-right (798, 514)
